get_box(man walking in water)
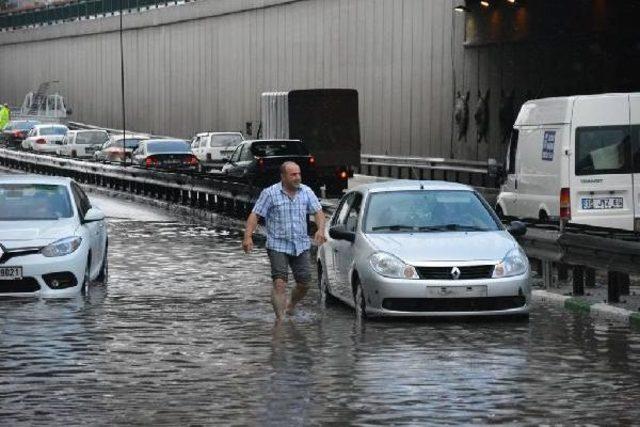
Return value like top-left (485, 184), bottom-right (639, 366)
top-left (243, 161), bottom-right (326, 320)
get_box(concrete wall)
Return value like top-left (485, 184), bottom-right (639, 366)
top-left (4, 0), bottom-right (620, 163)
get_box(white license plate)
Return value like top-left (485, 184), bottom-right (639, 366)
top-left (581, 197), bottom-right (624, 210)
top-left (426, 285), bottom-right (487, 298)
top-left (0, 266), bottom-right (23, 280)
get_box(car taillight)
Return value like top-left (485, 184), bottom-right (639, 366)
top-left (336, 167), bottom-right (349, 181)
top-left (309, 156), bottom-right (316, 166)
top-left (560, 187), bottom-right (571, 220)
top-left (36, 138), bottom-right (46, 144)
top-left (12, 130), bottom-right (23, 138)
top-left (187, 155), bottom-right (198, 165)
top-left (145, 156), bottom-right (158, 168)
top-left (258, 157), bottom-right (265, 172)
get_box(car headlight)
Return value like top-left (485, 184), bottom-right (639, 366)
top-left (369, 251), bottom-right (418, 279)
top-left (492, 247), bottom-right (528, 278)
top-left (41, 237), bottom-right (82, 257)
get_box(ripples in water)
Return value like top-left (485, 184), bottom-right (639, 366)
top-left (0, 220), bottom-right (639, 425)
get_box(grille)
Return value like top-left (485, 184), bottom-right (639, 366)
top-left (0, 278), bottom-right (41, 293)
top-left (415, 265), bottom-right (494, 280)
top-left (382, 296), bottom-right (526, 312)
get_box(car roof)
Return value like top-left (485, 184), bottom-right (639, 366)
top-left (69, 129), bottom-right (108, 134)
top-left (34, 124), bottom-right (68, 129)
top-left (350, 179), bottom-right (474, 194)
top-left (196, 131), bottom-right (243, 137)
top-left (242, 139), bottom-right (301, 144)
top-left (0, 174), bottom-right (73, 186)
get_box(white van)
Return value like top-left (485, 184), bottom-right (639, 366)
top-left (496, 93), bottom-right (640, 232)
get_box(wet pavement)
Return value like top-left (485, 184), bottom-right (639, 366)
top-left (1, 195), bottom-right (640, 425)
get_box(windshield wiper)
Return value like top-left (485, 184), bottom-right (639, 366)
top-left (418, 224), bottom-right (490, 232)
top-left (371, 224), bottom-right (415, 231)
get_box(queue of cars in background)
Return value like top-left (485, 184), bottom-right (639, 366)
top-left (0, 175), bottom-right (108, 297)
top-left (21, 124), bottom-right (69, 153)
top-left (57, 129), bottom-right (110, 158)
top-left (190, 131), bottom-right (244, 171)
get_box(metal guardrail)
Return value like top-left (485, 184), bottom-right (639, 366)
top-left (359, 154), bottom-right (497, 188)
top-left (0, 0), bottom-right (191, 31)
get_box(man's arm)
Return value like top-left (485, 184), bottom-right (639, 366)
top-left (313, 209), bottom-right (327, 246)
top-left (243, 212), bottom-right (260, 253)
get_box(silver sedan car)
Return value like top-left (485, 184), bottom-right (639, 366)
top-left (317, 180), bottom-right (531, 318)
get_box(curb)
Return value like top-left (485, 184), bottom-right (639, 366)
top-left (533, 290), bottom-right (639, 329)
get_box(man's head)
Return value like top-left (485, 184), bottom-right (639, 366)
top-left (280, 161), bottom-right (302, 190)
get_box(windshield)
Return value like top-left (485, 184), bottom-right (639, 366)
top-left (251, 141), bottom-right (308, 156)
top-left (146, 140), bottom-right (190, 153)
top-left (12, 121), bottom-right (38, 130)
top-left (364, 190), bottom-right (500, 233)
top-left (211, 134), bottom-right (243, 147)
top-left (75, 131), bottom-right (109, 145)
top-left (0, 184), bottom-right (74, 220)
top-left (39, 127), bottom-right (68, 136)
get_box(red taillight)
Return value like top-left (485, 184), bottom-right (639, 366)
top-left (337, 167), bottom-right (349, 181)
top-left (560, 187), bottom-right (571, 220)
top-left (309, 156), bottom-right (316, 166)
top-left (12, 130), bottom-right (22, 138)
top-left (35, 138), bottom-right (47, 144)
top-left (187, 155), bottom-right (198, 166)
top-left (145, 156), bottom-right (158, 168)
top-left (258, 157), bottom-right (265, 172)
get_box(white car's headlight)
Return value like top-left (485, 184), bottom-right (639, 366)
top-left (41, 237), bottom-right (82, 257)
top-left (493, 247), bottom-right (528, 278)
top-left (369, 252), bottom-right (418, 279)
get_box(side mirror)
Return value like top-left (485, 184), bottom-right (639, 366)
top-left (83, 207), bottom-right (105, 223)
top-left (507, 220), bottom-right (526, 237)
top-left (329, 224), bottom-right (355, 242)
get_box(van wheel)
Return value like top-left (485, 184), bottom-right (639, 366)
top-left (538, 210), bottom-right (549, 223)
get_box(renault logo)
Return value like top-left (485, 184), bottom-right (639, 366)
top-left (451, 267), bottom-right (461, 280)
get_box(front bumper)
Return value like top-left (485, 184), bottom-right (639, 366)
top-left (0, 247), bottom-right (87, 298)
top-left (358, 269), bottom-right (531, 317)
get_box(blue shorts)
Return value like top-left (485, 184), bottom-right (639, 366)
top-left (267, 249), bottom-right (312, 285)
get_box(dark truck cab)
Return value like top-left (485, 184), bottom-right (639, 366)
top-left (261, 89), bottom-right (361, 196)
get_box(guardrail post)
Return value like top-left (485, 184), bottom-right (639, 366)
top-left (542, 260), bottom-right (553, 289)
top-left (572, 266), bottom-right (584, 296)
top-left (607, 271), bottom-right (621, 303)
top-left (585, 268), bottom-right (596, 287)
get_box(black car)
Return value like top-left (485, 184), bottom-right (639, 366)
top-left (221, 139), bottom-right (318, 191)
top-left (131, 139), bottom-right (199, 172)
top-left (1, 120), bottom-right (40, 148)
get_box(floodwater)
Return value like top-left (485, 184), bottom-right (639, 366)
top-left (1, 195), bottom-right (639, 426)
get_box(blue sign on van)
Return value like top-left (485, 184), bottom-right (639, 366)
top-left (542, 131), bottom-right (555, 161)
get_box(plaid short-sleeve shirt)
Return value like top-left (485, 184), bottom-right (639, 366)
top-left (252, 182), bottom-right (322, 256)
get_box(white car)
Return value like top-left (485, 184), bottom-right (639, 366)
top-left (0, 175), bottom-right (108, 297)
top-left (191, 132), bottom-right (244, 171)
top-left (57, 129), bottom-right (110, 158)
top-left (21, 124), bottom-right (69, 153)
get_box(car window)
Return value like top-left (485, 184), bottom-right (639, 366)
top-left (507, 129), bottom-right (518, 174)
top-left (575, 126), bottom-right (630, 175)
top-left (332, 193), bottom-right (355, 226)
top-left (251, 141), bottom-right (308, 156)
top-left (230, 145), bottom-right (243, 162)
top-left (211, 134), bottom-right (243, 147)
top-left (76, 131), bottom-right (109, 145)
top-left (71, 182), bottom-right (91, 218)
top-left (0, 183), bottom-right (74, 220)
top-left (631, 125), bottom-right (640, 173)
top-left (146, 140), bottom-right (190, 153)
top-left (364, 190), bottom-right (500, 233)
top-left (39, 127), bottom-right (68, 136)
top-left (239, 144), bottom-right (253, 161)
top-left (343, 193), bottom-right (362, 232)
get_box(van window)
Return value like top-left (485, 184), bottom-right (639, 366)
top-left (632, 125), bottom-right (640, 173)
top-left (507, 129), bottom-right (519, 174)
top-left (575, 126), bottom-right (630, 175)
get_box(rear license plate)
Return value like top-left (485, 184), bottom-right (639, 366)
top-left (426, 285), bottom-right (487, 298)
top-left (581, 197), bottom-right (624, 210)
top-left (0, 267), bottom-right (23, 280)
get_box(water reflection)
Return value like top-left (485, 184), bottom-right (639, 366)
top-left (0, 220), bottom-right (639, 425)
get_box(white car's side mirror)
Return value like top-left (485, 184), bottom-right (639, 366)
top-left (83, 207), bottom-right (105, 223)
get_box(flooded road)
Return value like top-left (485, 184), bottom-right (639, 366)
top-left (1, 195), bottom-right (639, 425)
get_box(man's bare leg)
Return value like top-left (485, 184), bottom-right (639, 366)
top-left (272, 278), bottom-right (288, 320)
top-left (286, 282), bottom-right (309, 315)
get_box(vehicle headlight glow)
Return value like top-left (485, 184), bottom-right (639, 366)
top-left (369, 252), bottom-right (418, 279)
top-left (41, 237), bottom-right (82, 257)
top-left (492, 247), bottom-right (528, 278)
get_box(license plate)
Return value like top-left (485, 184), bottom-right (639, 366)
top-left (581, 197), bottom-right (624, 210)
top-left (0, 267), bottom-right (23, 280)
top-left (426, 285), bottom-right (487, 298)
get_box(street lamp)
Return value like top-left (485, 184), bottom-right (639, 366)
top-left (119, 0), bottom-right (127, 167)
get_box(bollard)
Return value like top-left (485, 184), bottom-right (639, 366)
top-left (542, 260), bottom-right (553, 289)
top-left (585, 268), bottom-right (596, 287)
top-left (572, 266), bottom-right (584, 296)
top-left (607, 271), bottom-right (621, 303)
